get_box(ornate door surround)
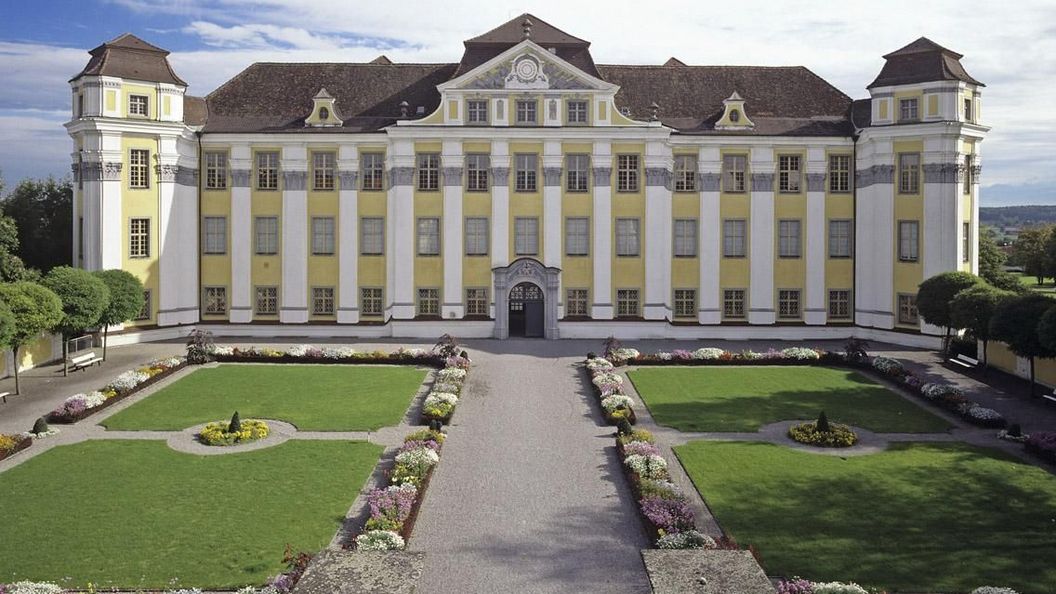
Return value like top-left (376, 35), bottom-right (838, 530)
top-left (492, 258), bottom-right (561, 339)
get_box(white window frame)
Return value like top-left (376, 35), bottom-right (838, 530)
top-left (203, 286), bottom-right (227, 315)
top-left (615, 218), bottom-right (640, 257)
top-left (312, 216), bottom-right (335, 255)
top-left (205, 151), bottom-right (227, 190)
top-left (565, 288), bottom-right (589, 317)
top-left (673, 218), bottom-right (698, 258)
top-left (361, 287), bottom-right (384, 316)
top-left (515, 99), bottom-right (537, 124)
top-left (829, 154), bottom-right (851, 193)
top-left (898, 293), bottom-right (919, 325)
top-left (134, 289), bottom-right (152, 321)
top-left (674, 155), bottom-right (697, 192)
top-left (467, 99), bottom-right (489, 124)
top-left (899, 98), bottom-right (919, 122)
top-left (465, 217), bottom-right (489, 256)
top-left (723, 219), bottom-right (747, 258)
top-left (255, 286), bottom-right (278, 315)
top-left (312, 287), bottom-right (335, 316)
top-left (361, 153), bottom-right (384, 191)
top-left (828, 219), bottom-right (852, 259)
top-left (778, 289), bottom-right (802, 320)
top-left (417, 217), bottom-right (441, 256)
top-left (723, 289), bottom-right (746, 319)
top-left (616, 154), bottom-right (639, 192)
top-left (778, 219), bottom-right (802, 258)
top-left (898, 220), bottom-right (919, 262)
top-left (565, 217), bottom-right (590, 256)
top-left (256, 151), bottom-right (279, 190)
top-left (128, 94), bottom-right (149, 117)
top-left (566, 154), bottom-right (589, 192)
top-left (778, 155), bottom-right (801, 193)
top-left (673, 288), bottom-right (696, 318)
top-left (566, 100), bottom-right (588, 124)
top-left (129, 217), bottom-right (150, 258)
top-left (417, 287), bottom-right (440, 317)
top-left (466, 153), bottom-right (489, 192)
top-left (129, 149), bottom-right (150, 189)
top-left (312, 151), bottom-right (335, 191)
top-left (417, 153), bottom-right (440, 191)
top-left (254, 216), bottom-right (279, 255)
top-left (465, 287), bottom-right (489, 316)
top-left (360, 217), bottom-right (384, 255)
top-left (515, 153), bottom-right (537, 192)
top-left (723, 154), bottom-right (747, 193)
top-left (514, 217), bottom-right (539, 256)
top-left (828, 289), bottom-right (851, 320)
top-left (899, 153), bottom-right (920, 194)
top-left (203, 216), bottom-right (227, 255)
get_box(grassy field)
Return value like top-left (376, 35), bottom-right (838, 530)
top-left (1017, 272), bottom-right (1056, 294)
top-left (674, 441), bottom-right (1056, 593)
top-left (627, 366), bottom-right (950, 433)
top-left (103, 364), bottom-right (426, 431)
top-left (0, 439), bottom-right (382, 589)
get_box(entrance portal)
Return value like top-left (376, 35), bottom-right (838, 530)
top-left (509, 282), bottom-right (544, 337)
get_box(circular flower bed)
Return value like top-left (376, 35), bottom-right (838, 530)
top-left (198, 419), bottom-right (270, 446)
top-left (788, 421), bottom-right (859, 448)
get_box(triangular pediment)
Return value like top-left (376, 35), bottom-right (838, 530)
top-left (440, 40), bottom-right (615, 92)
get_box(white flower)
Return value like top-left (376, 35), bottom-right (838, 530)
top-left (781, 347), bottom-right (820, 360)
top-left (286, 344), bottom-right (312, 357)
top-left (601, 394), bottom-right (634, 412)
top-left (356, 529), bottom-right (405, 551)
top-left (4, 583), bottom-right (64, 594)
top-left (970, 588), bottom-right (1020, 594)
top-left (740, 350), bottom-right (762, 360)
top-left (657, 530), bottom-right (716, 550)
top-left (437, 367), bottom-right (467, 381)
top-left (656, 352), bottom-right (673, 360)
top-left (921, 382), bottom-right (964, 400)
top-left (432, 382), bottom-right (461, 394)
top-left (966, 406), bottom-right (1003, 421)
top-left (624, 453), bottom-right (668, 479)
top-left (424, 392), bottom-right (459, 408)
top-left (210, 345), bottom-right (234, 356)
top-left (812, 582), bottom-right (869, 594)
top-left (395, 447), bottom-right (440, 468)
top-left (585, 358), bottom-right (614, 371)
top-left (692, 348), bottom-right (726, 360)
top-left (234, 587), bottom-right (280, 594)
top-left (871, 356), bottom-right (904, 374)
top-left (591, 372), bottom-right (623, 387)
top-left (611, 347), bottom-right (640, 361)
top-left (108, 370), bottom-right (150, 392)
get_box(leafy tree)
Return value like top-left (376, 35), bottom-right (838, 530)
top-left (978, 227), bottom-right (1025, 292)
top-left (916, 271), bottom-right (982, 354)
top-left (1009, 226), bottom-right (1052, 284)
top-left (92, 269), bottom-right (144, 361)
top-left (990, 293), bottom-right (1056, 397)
top-left (0, 177), bottom-right (73, 272)
top-left (0, 281), bottom-right (63, 394)
top-left (43, 266), bottom-right (109, 376)
top-left (0, 298), bottom-right (16, 359)
top-left (949, 284), bottom-right (1014, 372)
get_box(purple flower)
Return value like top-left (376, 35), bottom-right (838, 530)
top-left (399, 439), bottom-right (440, 453)
top-left (269, 573), bottom-right (295, 592)
top-left (639, 495), bottom-right (695, 533)
top-left (764, 348), bottom-right (783, 359)
top-left (777, 578), bottom-right (814, 594)
top-left (367, 485), bottom-right (418, 523)
top-left (623, 441), bottom-right (662, 457)
top-left (672, 349), bottom-right (692, 360)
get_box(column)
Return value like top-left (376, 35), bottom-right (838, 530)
top-left (853, 141), bottom-right (895, 329)
top-left (804, 147), bottom-right (827, 325)
top-left (387, 140), bottom-right (416, 319)
top-left (748, 148), bottom-right (775, 325)
top-left (969, 152), bottom-right (981, 274)
top-left (644, 141), bottom-right (672, 320)
top-left (490, 141), bottom-right (510, 268)
top-left (98, 132), bottom-right (123, 271)
top-left (229, 144), bottom-right (253, 323)
top-left (175, 163), bottom-right (200, 325)
top-left (337, 143), bottom-right (360, 323)
top-left (280, 144), bottom-right (308, 323)
top-left (542, 141), bottom-right (563, 268)
top-left (698, 147), bottom-right (721, 324)
top-left (591, 141), bottom-right (613, 319)
top-left (442, 140), bottom-right (464, 319)
top-left (156, 134), bottom-right (180, 326)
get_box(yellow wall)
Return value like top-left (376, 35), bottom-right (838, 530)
top-left (358, 146), bottom-right (387, 317)
top-left (121, 83), bottom-right (158, 119)
top-left (610, 143), bottom-right (645, 306)
top-left (250, 147), bottom-right (282, 318)
top-left (200, 147), bottom-right (233, 320)
top-left (719, 149), bottom-right (750, 309)
top-left (413, 142), bottom-right (444, 304)
top-left (825, 150), bottom-right (855, 311)
top-left (893, 139), bottom-right (924, 326)
top-left (121, 135), bottom-right (160, 326)
top-left (508, 141), bottom-right (545, 265)
top-left (773, 149), bottom-right (806, 313)
top-left (671, 149), bottom-right (700, 311)
top-left (986, 341), bottom-right (1056, 388)
top-left (462, 141), bottom-right (492, 306)
top-left (307, 148), bottom-right (339, 321)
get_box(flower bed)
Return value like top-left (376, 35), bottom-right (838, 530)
top-left (211, 344), bottom-right (449, 369)
top-left (584, 357), bottom-right (638, 425)
top-left (0, 433), bottom-right (31, 462)
top-left (628, 347), bottom-right (837, 367)
top-left (352, 428), bottom-right (445, 550)
top-left (1025, 431), bottom-right (1056, 465)
top-left (420, 364), bottom-right (470, 425)
top-left (776, 578), bottom-right (869, 594)
top-left (47, 357), bottom-right (187, 424)
top-left (788, 421), bottom-right (859, 448)
top-left (198, 419), bottom-right (270, 446)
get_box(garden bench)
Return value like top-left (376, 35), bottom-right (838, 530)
top-left (948, 354), bottom-right (979, 369)
top-left (0, 391), bottom-right (9, 404)
top-left (69, 352), bottom-right (102, 371)
top-left (1043, 391), bottom-right (1056, 406)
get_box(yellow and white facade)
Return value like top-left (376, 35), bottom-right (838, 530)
top-left (66, 18), bottom-right (989, 343)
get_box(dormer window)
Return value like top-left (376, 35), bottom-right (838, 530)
top-left (730, 109), bottom-right (740, 123)
top-left (899, 98), bottom-right (918, 122)
top-left (129, 94), bottom-right (149, 117)
top-left (307, 87), bottom-right (343, 128)
top-left (715, 92), bottom-right (754, 130)
top-left (319, 107), bottom-right (329, 120)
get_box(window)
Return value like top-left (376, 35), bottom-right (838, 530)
top-left (312, 287), bottom-right (335, 316)
top-left (417, 217), bottom-right (440, 256)
top-left (465, 217), bottom-right (489, 256)
top-left (361, 288), bottom-right (383, 316)
top-left (566, 154), bottom-right (589, 192)
top-left (674, 289), bottom-right (696, 318)
top-left (964, 98), bottom-right (973, 122)
top-left (129, 149), bottom-right (150, 189)
top-left (616, 289), bottom-right (640, 318)
top-left (674, 155), bottom-right (697, 192)
top-left (77, 94), bottom-right (84, 118)
top-left (129, 217), bottom-right (150, 258)
top-left (963, 222), bottom-right (971, 263)
top-left (778, 289), bottom-right (801, 319)
top-left (515, 100), bottom-right (537, 124)
top-left (257, 151), bottom-right (279, 190)
top-left (361, 153), bottom-right (384, 191)
top-left (673, 219), bottom-right (697, 257)
top-left (898, 153), bottom-right (920, 194)
top-left (828, 219), bottom-right (852, 258)
top-left (567, 100), bottom-right (588, 124)
top-left (778, 155), bottom-right (801, 193)
top-left (566, 289), bottom-right (588, 317)
top-left (128, 94), bottom-right (148, 117)
top-left (255, 216), bottom-right (279, 255)
top-left (466, 288), bottom-right (488, 316)
top-left (203, 286), bottom-right (227, 314)
top-left (723, 219), bottom-right (747, 258)
top-left (360, 217), bottom-right (384, 255)
top-left (723, 289), bottom-right (746, 319)
top-left (417, 153), bottom-right (440, 191)
top-left (730, 109), bottom-right (741, 122)
top-left (466, 154), bottom-right (489, 191)
top-left (565, 217), bottom-right (589, 256)
top-left (135, 289), bottom-right (152, 321)
top-left (898, 293), bottom-right (919, 325)
top-left (515, 153), bottom-right (537, 192)
top-left (898, 221), bottom-right (919, 262)
top-left (829, 155), bottom-right (851, 193)
top-left (205, 152), bottom-right (227, 189)
top-left (617, 154), bottom-right (639, 192)
top-left (514, 217), bottom-right (539, 256)
top-left (313, 151), bottom-right (335, 190)
top-left (417, 288), bottom-right (440, 316)
top-left (255, 286), bottom-right (278, 315)
top-left (963, 154), bottom-right (973, 194)
top-left (203, 216), bottom-right (227, 254)
top-left (778, 219), bottom-right (801, 258)
top-left (615, 218), bottom-right (640, 256)
top-left (723, 155), bottom-right (747, 193)
top-left (467, 99), bottom-right (488, 124)
top-left (312, 217), bottom-right (335, 255)
top-left (899, 98), bottom-right (919, 121)
top-left (319, 107), bottom-right (329, 120)
top-left (829, 289), bottom-right (851, 320)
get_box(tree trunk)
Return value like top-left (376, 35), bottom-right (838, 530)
top-left (103, 326), bottom-right (109, 361)
top-left (943, 327), bottom-right (951, 356)
top-left (13, 346), bottom-right (20, 395)
top-left (62, 336), bottom-right (68, 377)
top-left (981, 339), bottom-right (988, 376)
top-left (1030, 357), bottom-right (1036, 398)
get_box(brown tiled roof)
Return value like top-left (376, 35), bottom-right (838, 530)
top-left (868, 37), bottom-right (983, 89)
top-left (454, 13), bottom-right (599, 79)
top-left (71, 33), bottom-right (187, 85)
top-left (851, 98), bottom-right (872, 129)
top-left (184, 96), bottom-right (208, 126)
top-left (465, 13), bottom-right (588, 45)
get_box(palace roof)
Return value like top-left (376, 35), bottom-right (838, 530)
top-left (868, 37), bottom-right (983, 89)
top-left (71, 33), bottom-right (187, 85)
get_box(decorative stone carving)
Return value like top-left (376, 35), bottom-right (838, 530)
top-left (505, 55), bottom-right (549, 89)
top-left (971, 164), bottom-right (982, 183)
top-left (464, 53), bottom-right (593, 91)
top-left (490, 167), bottom-right (510, 186)
top-left (645, 168), bottom-right (672, 190)
top-left (283, 171), bottom-right (307, 191)
top-left (698, 172), bottom-right (721, 192)
top-left (543, 167), bottom-right (562, 187)
top-left (157, 164), bottom-right (179, 183)
top-left (750, 173), bottom-right (774, 192)
top-left (231, 169), bottom-right (251, 188)
top-left (806, 172), bottom-right (827, 192)
top-left (101, 161), bottom-right (122, 181)
top-left (548, 98), bottom-right (558, 121)
top-left (442, 167), bottom-right (463, 187)
top-left (593, 167), bottom-right (612, 187)
top-left (389, 167), bottom-right (415, 187)
top-left (338, 170), bottom-right (359, 189)
top-left (923, 163), bottom-right (959, 184)
top-left (70, 162), bottom-right (81, 183)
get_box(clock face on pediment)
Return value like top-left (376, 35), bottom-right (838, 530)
top-left (462, 51), bottom-right (598, 91)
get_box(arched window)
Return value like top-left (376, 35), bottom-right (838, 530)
top-left (730, 109), bottom-right (740, 123)
top-left (319, 107), bottom-right (330, 120)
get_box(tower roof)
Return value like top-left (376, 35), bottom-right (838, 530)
top-left (464, 13), bottom-right (589, 46)
top-left (868, 36), bottom-right (982, 89)
top-left (71, 33), bottom-right (187, 85)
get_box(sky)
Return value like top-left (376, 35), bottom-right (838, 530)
top-left (1, 0), bottom-right (1054, 205)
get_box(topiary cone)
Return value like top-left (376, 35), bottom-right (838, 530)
top-left (31, 416), bottom-right (49, 435)
top-left (617, 418), bottom-right (634, 436)
top-left (228, 411), bottom-right (242, 433)
top-left (816, 410), bottom-right (831, 433)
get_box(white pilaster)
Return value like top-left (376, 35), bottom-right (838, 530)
top-left (229, 144), bottom-right (253, 323)
top-left (388, 139), bottom-right (416, 319)
top-left (804, 147), bottom-right (827, 325)
top-left (280, 144), bottom-right (309, 323)
top-left (643, 140), bottom-right (672, 320)
top-left (591, 141), bottom-right (613, 319)
top-left (442, 140), bottom-right (464, 319)
top-left (542, 140), bottom-right (563, 268)
top-left (698, 147), bottom-right (721, 324)
top-left (748, 147), bottom-right (775, 325)
top-left (337, 143), bottom-right (359, 324)
top-left (490, 141), bottom-right (511, 268)
top-left (156, 134), bottom-right (180, 326)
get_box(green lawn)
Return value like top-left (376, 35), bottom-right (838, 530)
top-left (1017, 272), bottom-right (1056, 294)
top-left (103, 364), bottom-right (427, 431)
top-left (0, 439), bottom-right (382, 589)
top-left (674, 441), bottom-right (1056, 593)
top-left (627, 366), bottom-right (950, 433)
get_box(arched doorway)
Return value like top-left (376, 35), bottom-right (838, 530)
top-left (492, 258), bottom-right (561, 339)
top-left (509, 282), bottom-right (544, 337)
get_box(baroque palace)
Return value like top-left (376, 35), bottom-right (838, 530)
top-left (66, 14), bottom-right (987, 342)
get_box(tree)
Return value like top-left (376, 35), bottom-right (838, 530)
top-left (978, 227), bottom-right (1025, 292)
top-left (92, 269), bottom-right (145, 361)
top-left (42, 266), bottom-right (109, 376)
top-left (0, 281), bottom-right (63, 394)
top-left (949, 284), bottom-right (1013, 372)
top-left (916, 271), bottom-right (982, 354)
top-left (0, 177), bottom-right (73, 272)
top-left (1009, 226), bottom-right (1052, 284)
top-left (1037, 308), bottom-right (1056, 384)
top-left (990, 293), bottom-right (1056, 397)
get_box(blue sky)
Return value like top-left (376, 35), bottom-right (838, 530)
top-left (1, 0), bottom-right (1054, 205)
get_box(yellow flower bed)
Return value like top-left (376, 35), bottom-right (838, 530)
top-left (788, 421), bottom-right (859, 448)
top-left (0, 433), bottom-right (24, 454)
top-left (198, 419), bottom-right (270, 446)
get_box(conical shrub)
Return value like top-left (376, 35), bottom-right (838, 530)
top-left (228, 411), bottom-right (242, 433)
top-left (816, 411), bottom-right (831, 433)
top-left (31, 417), bottom-right (49, 435)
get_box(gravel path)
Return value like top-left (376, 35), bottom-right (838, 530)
top-left (411, 343), bottom-right (652, 594)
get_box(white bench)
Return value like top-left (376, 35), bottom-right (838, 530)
top-left (68, 352), bottom-right (102, 371)
top-left (0, 391), bottom-right (9, 404)
top-left (1043, 391), bottom-right (1056, 406)
top-left (948, 354), bottom-right (979, 369)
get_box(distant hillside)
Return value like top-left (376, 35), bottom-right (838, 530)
top-left (980, 206), bottom-right (1056, 228)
